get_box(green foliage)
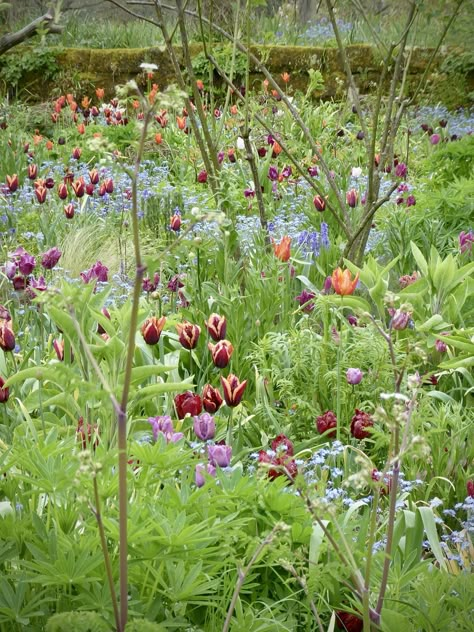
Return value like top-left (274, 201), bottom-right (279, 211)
top-left (192, 46), bottom-right (248, 81)
top-left (0, 46), bottom-right (59, 92)
top-left (45, 611), bottom-right (110, 632)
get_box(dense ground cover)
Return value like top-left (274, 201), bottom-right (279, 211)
top-left (0, 56), bottom-right (473, 632)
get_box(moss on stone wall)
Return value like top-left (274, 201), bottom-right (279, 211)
top-left (9, 44), bottom-right (473, 107)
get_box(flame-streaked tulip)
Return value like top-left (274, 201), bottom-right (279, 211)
top-left (53, 339), bottom-right (65, 361)
top-left (193, 412), bottom-right (216, 441)
top-left (71, 179), bottom-right (84, 197)
top-left (64, 203), bottom-right (75, 219)
top-left (208, 339), bottom-right (233, 368)
top-left (272, 235), bottom-right (291, 262)
top-left (57, 183), bottom-right (68, 199)
top-left (205, 313), bottom-right (227, 341)
top-left (89, 168), bottom-right (99, 185)
top-left (313, 194), bottom-right (326, 212)
top-left (141, 316), bottom-right (166, 345)
top-left (390, 309), bottom-right (411, 331)
top-left (0, 321), bottom-right (15, 352)
top-left (331, 268), bottom-right (359, 296)
top-left (27, 164), bottom-right (38, 180)
top-left (104, 178), bottom-right (114, 194)
top-left (202, 384), bottom-right (223, 413)
top-left (316, 410), bottom-right (337, 437)
top-left (170, 213), bottom-right (181, 231)
top-left (346, 188), bottom-right (359, 208)
top-left (220, 374), bottom-right (247, 407)
top-left (350, 409), bottom-right (373, 440)
top-left (6, 174), bottom-right (18, 192)
top-left (174, 391), bottom-right (202, 419)
top-left (207, 443), bottom-right (232, 467)
top-left (176, 321), bottom-right (201, 350)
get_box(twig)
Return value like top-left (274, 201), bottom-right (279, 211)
top-left (282, 562), bottom-right (325, 632)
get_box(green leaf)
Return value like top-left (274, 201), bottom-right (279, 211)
top-left (309, 520), bottom-right (329, 569)
top-left (418, 507), bottom-right (446, 570)
top-left (410, 242), bottom-right (429, 278)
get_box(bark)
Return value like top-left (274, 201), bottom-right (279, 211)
top-left (0, 12), bottom-right (63, 57)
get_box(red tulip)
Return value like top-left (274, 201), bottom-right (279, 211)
top-left (174, 391), bottom-right (202, 419)
top-left (202, 384), bottom-right (223, 413)
top-left (208, 340), bottom-right (233, 368)
top-left (141, 316), bottom-right (166, 345)
top-left (205, 313), bottom-right (227, 341)
top-left (0, 376), bottom-right (9, 403)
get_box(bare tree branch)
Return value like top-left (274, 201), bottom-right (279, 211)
top-left (0, 12), bottom-right (63, 56)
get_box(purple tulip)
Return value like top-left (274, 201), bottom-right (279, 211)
top-left (395, 162), bottom-right (407, 178)
top-left (18, 253), bottom-right (36, 276)
top-left (459, 231), bottom-right (474, 254)
top-left (41, 247), bottom-right (62, 270)
top-left (193, 413), bottom-right (216, 441)
top-left (295, 289), bottom-right (315, 312)
top-left (322, 275), bottom-right (333, 294)
top-left (268, 166), bottom-right (279, 181)
top-left (4, 261), bottom-right (16, 279)
top-left (430, 133), bottom-right (441, 145)
top-left (208, 443), bottom-right (232, 467)
top-left (391, 309), bottom-right (411, 331)
top-left (148, 415), bottom-right (174, 440)
top-left (195, 463), bottom-right (216, 487)
top-left (435, 339), bottom-right (447, 353)
top-left (405, 195), bottom-right (416, 207)
top-left (346, 368), bottom-right (363, 385)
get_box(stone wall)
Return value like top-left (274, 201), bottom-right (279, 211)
top-left (6, 44), bottom-right (473, 106)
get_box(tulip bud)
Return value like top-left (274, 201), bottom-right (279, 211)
top-left (141, 316), bottom-right (166, 345)
top-left (313, 195), bottom-right (326, 212)
top-left (41, 247), bottom-right (61, 270)
top-left (64, 203), bottom-right (75, 219)
top-left (176, 321), bottom-right (201, 350)
top-left (6, 174), bottom-right (18, 192)
top-left (202, 384), bottom-right (223, 413)
top-left (0, 321), bottom-right (15, 352)
top-left (205, 313), bottom-right (227, 341)
top-left (316, 410), bottom-right (337, 437)
top-left (207, 443), bottom-right (232, 467)
top-left (35, 186), bottom-right (47, 203)
top-left (220, 374), bottom-right (247, 407)
top-left (195, 462), bottom-right (216, 487)
top-left (208, 339), bottom-right (234, 368)
top-left (390, 309), bottom-right (411, 331)
top-left (27, 164), bottom-right (38, 180)
top-left (53, 339), bottom-right (65, 361)
top-left (346, 188), bottom-right (359, 208)
top-left (193, 412), bottom-right (216, 441)
top-left (346, 368), bottom-right (363, 385)
top-left (170, 213), bottom-right (181, 231)
top-left (72, 180), bottom-right (84, 198)
top-left (197, 170), bottom-right (208, 183)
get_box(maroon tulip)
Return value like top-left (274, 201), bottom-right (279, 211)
top-left (313, 194), bottom-right (326, 212)
top-left (176, 321), bottom-right (201, 350)
top-left (174, 391), bottom-right (202, 419)
top-left (0, 321), bottom-right (15, 352)
top-left (77, 416), bottom-right (99, 451)
top-left (72, 147), bottom-right (82, 159)
top-left (208, 340), bottom-right (233, 368)
top-left (350, 409), bottom-right (373, 440)
top-left (141, 316), bottom-right (166, 345)
top-left (0, 376), bottom-right (9, 403)
top-left (205, 313), bottom-right (227, 341)
top-left (44, 177), bottom-right (55, 189)
top-left (197, 170), bottom-right (208, 183)
top-left (220, 374), bottom-right (247, 407)
top-left (41, 247), bottom-right (61, 270)
top-left (104, 178), bottom-right (114, 194)
top-left (435, 338), bottom-right (447, 353)
top-left (98, 183), bottom-right (106, 197)
top-left (335, 611), bottom-right (363, 632)
top-left (85, 183), bottom-right (95, 196)
top-left (467, 480), bottom-right (474, 498)
top-left (316, 410), bottom-right (337, 437)
top-left (202, 384), bottom-right (223, 413)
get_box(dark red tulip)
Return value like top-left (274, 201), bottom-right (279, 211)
top-left (0, 376), bottom-right (9, 403)
top-left (0, 321), bottom-right (15, 352)
top-left (335, 611), bottom-right (363, 632)
top-left (350, 409), bottom-right (373, 440)
top-left (64, 203), bottom-right (75, 219)
top-left (71, 179), bottom-right (84, 198)
top-left (27, 164), bottom-right (38, 180)
top-left (220, 374), bottom-right (247, 407)
top-left (205, 313), bottom-right (227, 341)
top-left (208, 340), bottom-right (233, 368)
top-left (6, 174), bottom-right (18, 192)
top-left (141, 316), bottom-right (166, 345)
top-left (316, 411), bottom-right (337, 437)
top-left (313, 195), bottom-right (326, 212)
top-left (174, 391), bottom-right (202, 419)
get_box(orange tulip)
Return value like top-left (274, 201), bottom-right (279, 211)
top-left (81, 96), bottom-right (90, 109)
top-left (155, 132), bottom-right (162, 145)
top-left (272, 236), bottom-right (291, 262)
top-left (176, 116), bottom-right (186, 130)
top-left (95, 87), bottom-right (105, 100)
top-left (331, 268), bottom-right (360, 296)
top-left (281, 72), bottom-right (290, 83)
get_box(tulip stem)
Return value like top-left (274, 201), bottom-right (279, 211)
top-left (336, 298), bottom-right (343, 445)
top-left (227, 407), bottom-right (234, 448)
